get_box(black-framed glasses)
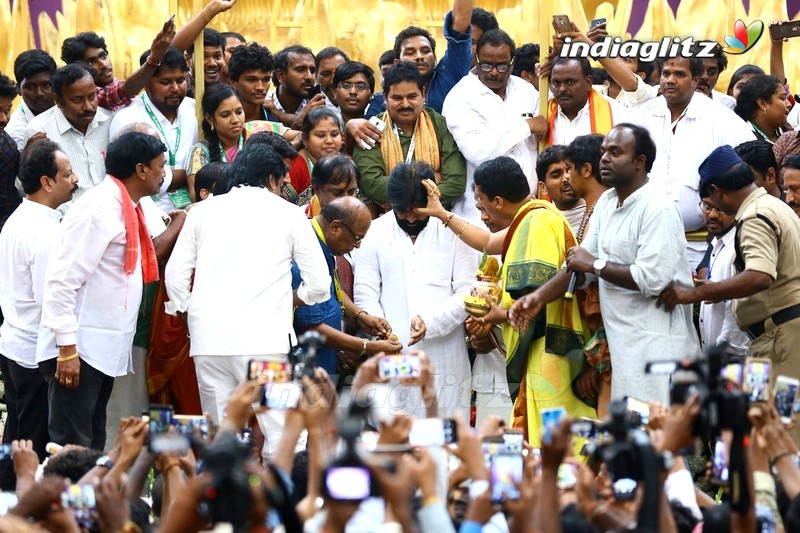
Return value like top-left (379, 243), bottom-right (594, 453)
top-left (338, 220), bottom-right (364, 243)
top-left (476, 57), bottom-right (513, 73)
top-left (339, 81), bottom-right (370, 92)
top-left (698, 200), bottom-right (717, 214)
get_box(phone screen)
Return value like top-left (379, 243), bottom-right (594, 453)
top-left (625, 397), bottom-right (650, 426)
top-left (408, 418), bottom-right (457, 446)
top-left (557, 463), bottom-right (578, 490)
top-left (0, 444), bottom-right (13, 461)
top-left (491, 454), bottom-right (523, 503)
top-left (325, 466), bottom-right (371, 501)
top-left (541, 407), bottom-right (566, 445)
top-left (261, 382), bottom-right (302, 410)
top-left (745, 359), bottom-right (772, 403)
top-left (248, 360), bottom-right (292, 382)
top-left (775, 377), bottom-right (800, 421)
top-left (711, 438), bottom-right (729, 485)
top-left (590, 18), bottom-right (606, 28)
top-left (378, 355), bottom-right (420, 379)
top-left (720, 363), bottom-right (743, 386)
top-left (612, 478), bottom-right (637, 501)
top-left (173, 415), bottom-right (209, 440)
top-left (61, 484), bottom-right (96, 528)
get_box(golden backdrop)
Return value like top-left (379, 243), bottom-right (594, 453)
top-left (0, 0), bottom-right (797, 96)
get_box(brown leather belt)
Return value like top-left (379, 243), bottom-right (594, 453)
top-left (746, 303), bottom-right (800, 340)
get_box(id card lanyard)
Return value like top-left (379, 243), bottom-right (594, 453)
top-left (142, 93), bottom-right (181, 166)
top-left (393, 124), bottom-right (415, 164)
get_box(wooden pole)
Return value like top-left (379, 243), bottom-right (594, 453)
top-left (193, 0), bottom-right (205, 133)
top-left (538, 0), bottom-right (551, 156)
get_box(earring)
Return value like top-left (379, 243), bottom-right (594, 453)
top-left (763, 107), bottom-right (767, 115)
top-left (210, 124), bottom-right (215, 131)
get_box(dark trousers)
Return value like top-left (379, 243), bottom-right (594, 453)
top-left (0, 354), bottom-right (50, 490)
top-left (38, 358), bottom-right (114, 451)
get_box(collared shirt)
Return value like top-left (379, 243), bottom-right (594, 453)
top-left (699, 227), bottom-right (750, 355)
top-left (96, 78), bottom-right (132, 112)
top-left (109, 94), bottom-right (199, 212)
top-left (25, 106), bottom-right (112, 205)
top-left (0, 199), bottom-right (61, 367)
top-left (6, 103), bottom-right (36, 151)
top-left (352, 107), bottom-right (467, 205)
top-left (595, 75), bottom-right (658, 107)
top-left (732, 187), bottom-right (800, 328)
top-left (164, 186), bottom-right (331, 356)
top-left (580, 183), bottom-right (701, 402)
top-left (267, 88), bottom-right (308, 115)
top-left (365, 10), bottom-right (472, 117)
top-left (442, 73), bottom-right (539, 226)
top-left (550, 92), bottom-right (627, 146)
top-left (39, 177), bottom-right (144, 377)
top-left (711, 89), bottom-right (736, 110)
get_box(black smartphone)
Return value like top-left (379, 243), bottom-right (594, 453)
top-left (590, 18), bottom-right (607, 29)
top-left (163, 14), bottom-right (176, 32)
top-left (770, 20), bottom-right (800, 40)
top-left (710, 438), bottom-right (729, 485)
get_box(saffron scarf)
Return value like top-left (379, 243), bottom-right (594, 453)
top-left (380, 110), bottom-right (441, 174)
top-left (500, 200), bottom-right (595, 445)
top-left (109, 176), bottom-right (159, 283)
top-left (546, 88), bottom-right (614, 146)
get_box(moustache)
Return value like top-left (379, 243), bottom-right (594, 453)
top-left (788, 202), bottom-right (800, 209)
top-left (71, 184), bottom-right (79, 193)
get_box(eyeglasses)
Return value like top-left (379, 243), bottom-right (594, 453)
top-left (698, 201), bottom-right (717, 213)
top-left (338, 81), bottom-right (370, 92)
top-left (476, 58), bottom-right (513, 73)
top-left (338, 220), bottom-right (364, 243)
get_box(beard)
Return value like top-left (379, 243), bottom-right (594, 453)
top-left (394, 212), bottom-right (429, 237)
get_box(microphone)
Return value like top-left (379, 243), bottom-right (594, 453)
top-left (564, 271), bottom-right (578, 301)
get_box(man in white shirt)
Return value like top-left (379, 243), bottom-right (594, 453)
top-left (353, 162), bottom-right (476, 420)
top-left (25, 64), bottom-right (112, 208)
top-left (692, 41), bottom-right (736, 110)
top-left (6, 50), bottom-right (57, 150)
top-left (442, 28), bottom-right (547, 227)
top-left (39, 131), bottom-right (167, 449)
top-left (626, 55), bottom-right (753, 265)
top-left (697, 194), bottom-right (750, 357)
top-left (0, 139), bottom-right (77, 487)
top-left (537, 145), bottom-right (585, 233)
top-left (547, 57), bottom-right (626, 146)
top-left (110, 47), bottom-right (198, 213)
top-left (165, 144), bottom-right (331, 455)
top-left (510, 124), bottom-right (701, 404)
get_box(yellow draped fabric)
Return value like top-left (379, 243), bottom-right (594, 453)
top-left (500, 200), bottom-right (596, 446)
top-left (546, 88), bottom-right (615, 146)
top-left (380, 109), bottom-right (441, 174)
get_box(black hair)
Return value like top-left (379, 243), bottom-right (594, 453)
top-left (655, 54), bottom-right (702, 78)
top-left (245, 131), bottom-right (299, 161)
top-left (471, 7), bottom-right (499, 33)
top-left (221, 31), bottom-right (246, 43)
top-left (139, 46), bottom-right (188, 76)
top-left (301, 107), bottom-right (341, 136)
top-left (19, 138), bottom-right (61, 194)
top-left (332, 61), bottom-right (375, 94)
top-left (473, 156), bottom-right (530, 202)
top-left (394, 26), bottom-right (436, 59)
top-left (187, 28), bottom-right (225, 57)
top-left (228, 42), bottom-right (274, 82)
top-left (726, 64), bottom-right (765, 95)
top-left (383, 61), bottom-right (424, 94)
top-left (734, 74), bottom-right (783, 122)
top-left (669, 501), bottom-right (700, 533)
top-left (290, 450), bottom-right (309, 506)
top-left (735, 139), bottom-right (778, 177)
top-left (273, 45), bottom-right (315, 86)
top-left (43, 447), bottom-right (103, 480)
top-left (699, 162), bottom-right (755, 197)
top-left (476, 28), bottom-right (515, 58)
top-left (786, 493), bottom-right (800, 533)
top-left (691, 40), bottom-right (727, 72)
top-left (614, 123), bottom-right (658, 173)
top-left (623, 39), bottom-right (654, 80)
top-left (105, 131), bottom-right (167, 178)
top-left (559, 504), bottom-right (597, 533)
top-left (512, 43), bottom-right (540, 77)
top-left (379, 50), bottom-right (396, 67)
top-left (784, 154), bottom-right (800, 171)
top-left (311, 153), bottom-right (360, 188)
top-left (536, 145), bottom-right (568, 182)
top-left (0, 72), bottom-right (17, 99)
top-left (315, 46), bottom-right (350, 68)
top-left (590, 67), bottom-right (609, 85)
top-left (226, 143), bottom-right (287, 189)
top-left (51, 64), bottom-right (93, 98)
top-left (566, 134), bottom-right (604, 183)
top-left (552, 56), bottom-right (592, 78)
top-left (201, 83), bottom-right (239, 164)
top-left (195, 161), bottom-right (227, 199)
top-left (130, 498), bottom-right (153, 533)
top-left (13, 49), bottom-right (57, 86)
top-left (61, 32), bottom-right (107, 65)
top-left (387, 161), bottom-right (433, 210)
top-left (151, 474), bottom-right (164, 517)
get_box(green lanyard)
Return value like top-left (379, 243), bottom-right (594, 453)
top-left (220, 135), bottom-right (244, 163)
top-left (142, 93), bottom-right (181, 166)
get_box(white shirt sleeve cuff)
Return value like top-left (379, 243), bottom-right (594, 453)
top-left (55, 332), bottom-right (77, 346)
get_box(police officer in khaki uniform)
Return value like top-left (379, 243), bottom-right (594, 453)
top-left (658, 145), bottom-right (800, 437)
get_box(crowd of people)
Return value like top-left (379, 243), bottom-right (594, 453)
top-left (1, 0), bottom-right (800, 530)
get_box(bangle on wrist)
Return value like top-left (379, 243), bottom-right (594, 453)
top-left (769, 451), bottom-right (795, 469)
top-left (358, 338), bottom-right (368, 357)
top-left (354, 310), bottom-right (367, 324)
top-left (443, 212), bottom-right (455, 227)
top-left (145, 55), bottom-right (161, 68)
top-left (457, 220), bottom-right (470, 236)
top-left (56, 353), bottom-right (79, 363)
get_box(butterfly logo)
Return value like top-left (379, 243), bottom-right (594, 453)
top-left (723, 20), bottom-right (764, 54)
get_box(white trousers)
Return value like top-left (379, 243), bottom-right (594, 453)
top-left (475, 391), bottom-right (514, 427)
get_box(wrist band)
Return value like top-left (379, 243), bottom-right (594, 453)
top-left (56, 353), bottom-right (79, 363)
top-left (443, 212), bottom-right (455, 227)
top-left (354, 310), bottom-right (367, 324)
top-left (145, 55), bottom-right (161, 68)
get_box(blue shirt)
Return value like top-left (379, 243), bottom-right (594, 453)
top-left (365, 11), bottom-right (471, 118)
top-left (291, 232), bottom-right (341, 374)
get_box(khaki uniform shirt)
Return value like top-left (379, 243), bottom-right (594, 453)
top-left (732, 188), bottom-right (800, 328)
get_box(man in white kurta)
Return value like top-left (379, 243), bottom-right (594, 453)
top-left (353, 165), bottom-right (477, 420)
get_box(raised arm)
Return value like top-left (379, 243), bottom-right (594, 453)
top-left (171, 0), bottom-right (238, 52)
top-left (120, 19), bottom-right (176, 98)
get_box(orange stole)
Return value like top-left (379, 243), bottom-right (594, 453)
top-left (545, 89), bottom-right (615, 146)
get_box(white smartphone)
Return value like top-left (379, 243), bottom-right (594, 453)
top-left (774, 375), bottom-right (800, 424)
top-left (368, 116), bottom-right (386, 132)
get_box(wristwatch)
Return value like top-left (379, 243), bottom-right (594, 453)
top-left (95, 455), bottom-right (114, 469)
top-left (593, 259), bottom-right (607, 277)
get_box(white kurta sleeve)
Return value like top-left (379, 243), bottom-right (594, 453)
top-left (352, 228), bottom-right (385, 318)
top-left (41, 210), bottom-right (116, 346)
top-left (419, 239), bottom-right (475, 339)
top-left (164, 208), bottom-right (198, 315)
top-left (290, 212), bottom-right (332, 306)
top-left (31, 231), bottom-right (58, 308)
top-left (629, 202), bottom-right (688, 297)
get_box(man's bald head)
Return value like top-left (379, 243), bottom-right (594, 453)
top-left (320, 196), bottom-right (371, 255)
